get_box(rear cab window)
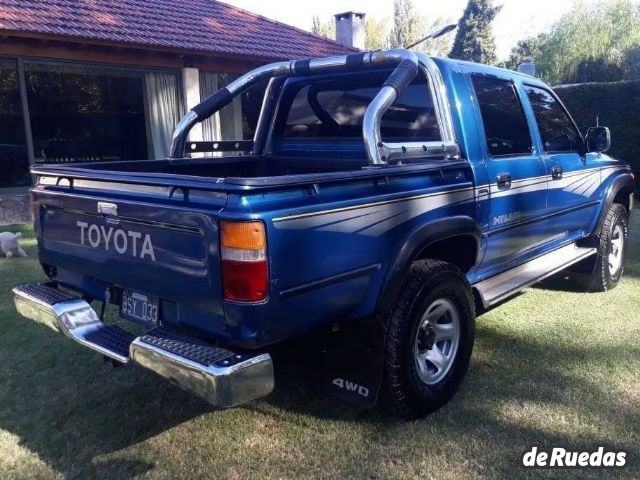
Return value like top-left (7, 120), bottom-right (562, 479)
top-left (273, 72), bottom-right (442, 143)
top-left (470, 74), bottom-right (533, 157)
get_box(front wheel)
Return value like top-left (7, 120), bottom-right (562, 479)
top-left (382, 259), bottom-right (475, 419)
top-left (575, 203), bottom-right (629, 292)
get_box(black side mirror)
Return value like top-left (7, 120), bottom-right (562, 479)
top-left (586, 126), bottom-right (611, 153)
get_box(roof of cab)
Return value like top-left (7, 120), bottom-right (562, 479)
top-left (431, 56), bottom-right (546, 86)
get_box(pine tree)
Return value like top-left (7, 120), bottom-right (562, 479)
top-left (449, 0), bottom-right (502, 64)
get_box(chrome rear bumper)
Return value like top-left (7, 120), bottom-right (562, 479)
top-left (13, 284), bottom-right (274, 408)
top-left (130, 337), bottom-right (273, 408)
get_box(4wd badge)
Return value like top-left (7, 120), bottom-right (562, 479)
top-left (332, 378), bottom-right (370, 398)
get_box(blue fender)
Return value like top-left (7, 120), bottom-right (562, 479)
top-left (591, 171), bottom-right (635, 236)
top-left (375, 215), bottom-right (480, 314)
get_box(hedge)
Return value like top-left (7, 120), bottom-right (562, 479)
top-left (554, 81), bottom-right (640, 195)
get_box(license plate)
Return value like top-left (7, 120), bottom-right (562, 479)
top-left (120, 290), bottom-right (159, 325)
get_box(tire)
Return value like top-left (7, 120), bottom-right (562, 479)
top-left (382, 259), bottom-right (475, 419)
top-left (575, 203), bottom-right (629, 292)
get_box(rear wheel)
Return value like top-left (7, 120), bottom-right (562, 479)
top-left (382, 259), bottom-right (475, 419)
top-left (575, 203), bottom-right (629, 292)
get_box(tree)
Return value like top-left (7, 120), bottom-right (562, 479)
top-left (418, 17), bottom-right (457, 57)
top-left (536, 0), bottom-right (640, 84)
top-left (503, 34), bottom-right (547, 71)
top-left (386, 0), bottom-right (454, 56)
top-left (311, 15), bottom-right (334, 40)
top-left (389, 0), bottom-right (421, 48)
top-left (449, 0), bottom-right (502, 64)
top-left (365, 17), bottom-right (390, 51)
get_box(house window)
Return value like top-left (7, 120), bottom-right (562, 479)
top-left (0, 59), bottom-right (30, 188)
top-left (24, 63), bottom-right (150, 163)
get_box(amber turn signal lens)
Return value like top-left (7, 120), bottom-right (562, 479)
top-left (221, 221), bottom-right (266, 250)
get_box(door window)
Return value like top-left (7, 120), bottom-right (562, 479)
top-left (524, 85), bottom-right (582, 153)
top-left (471, 75), bottom-right (532, 157)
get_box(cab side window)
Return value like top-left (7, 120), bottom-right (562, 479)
top-left (525, 85), bottom-right (582, 153)
top-left (471, 74), bottom-right (533, 157)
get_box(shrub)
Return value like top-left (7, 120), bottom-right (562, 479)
top-left (555, 81), bottom-right (640, 195)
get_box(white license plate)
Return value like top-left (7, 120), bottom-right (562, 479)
top-left (120, 290), bottom-right (159, 325)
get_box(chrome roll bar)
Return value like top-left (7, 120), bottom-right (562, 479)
top-left (170, 49), bottom-right (458, 165)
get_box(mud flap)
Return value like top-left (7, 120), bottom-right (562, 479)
top-left (318, 317), bottom-right (386, 409)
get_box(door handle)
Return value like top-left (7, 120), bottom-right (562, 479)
top-left (496, 173), bottom-right (512, 189)
top-left (551, 166), bottom-right (563, 180)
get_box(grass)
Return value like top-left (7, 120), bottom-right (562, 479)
top-left (0, 215), bottom-right (639, 479)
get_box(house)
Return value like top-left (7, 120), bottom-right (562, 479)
top-left (0, 0), bottom-right (360, 193)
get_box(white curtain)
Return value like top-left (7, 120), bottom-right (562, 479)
top-left (199, 72), bottom-right (244, 143)
top-left (144, 72), bottom-right (183, 159)
top-left (199, 72), bottom-right (222, 143)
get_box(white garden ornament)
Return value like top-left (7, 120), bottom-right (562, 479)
top-left (0, 232), bottom-right (28, 258)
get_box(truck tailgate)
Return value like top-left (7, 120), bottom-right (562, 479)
top-left (33, 185), bottom-right (227, 329)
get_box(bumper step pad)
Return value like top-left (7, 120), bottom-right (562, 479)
top-left (139, 327), bottom-right (250, 367)
top-left (17, 283), bottom-right (76, 305)
top-left (13, 283), bottom-right (133, 364)
top-left (84, 326), bottom-right (136, 360)
top-left (131, 327), bottom-right (274, 407)
top-left (14, 283), bottom-right (274, 407)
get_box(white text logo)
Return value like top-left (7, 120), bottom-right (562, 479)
top-left (522, 446), bottom-right (626, 468)
top-left (332, 378), bottom-right (370, 398)
top-left (77, 221), bottom-right (156, 261)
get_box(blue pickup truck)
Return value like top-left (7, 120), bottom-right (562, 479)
top-left (14, 49), bottom-right (635, 418)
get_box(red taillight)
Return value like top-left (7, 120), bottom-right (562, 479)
top-left (220, 221), bottom-right (268, 302)
top-left (221, 260), bottom-right (268, 302)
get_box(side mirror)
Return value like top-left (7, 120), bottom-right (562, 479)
top-left (586, 126), bottom-right (611, 153)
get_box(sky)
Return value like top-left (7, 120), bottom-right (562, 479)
top-left (221, 0), bottom-right (591, 60)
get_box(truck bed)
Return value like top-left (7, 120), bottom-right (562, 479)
top-left (30, 154), bottom-right (472, 347)
top-left (50, 155), bottom-right (370, 179)
top-left (32, 154), bottom-right (458, 189)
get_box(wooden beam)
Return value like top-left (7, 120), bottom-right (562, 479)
top-left (0, 36), bottom-right (265, 73)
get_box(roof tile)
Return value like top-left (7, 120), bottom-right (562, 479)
top-left (0, 0), bottom-right (355, 60)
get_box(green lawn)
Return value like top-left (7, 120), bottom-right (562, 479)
top-left (1, 215), bottom-right (639, 479)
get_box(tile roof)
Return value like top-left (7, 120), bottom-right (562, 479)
top-left (0, 0), bottom-right (356, 61)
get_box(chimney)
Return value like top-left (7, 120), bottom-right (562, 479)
top-left (334, 11), bottom-right (366, 50)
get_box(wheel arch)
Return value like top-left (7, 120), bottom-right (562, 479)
top-left (375, 216), bottom-right (481, 314)
top-left (592, 171), bottom-right (635, 237)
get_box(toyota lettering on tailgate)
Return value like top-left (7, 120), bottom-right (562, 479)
top-left (76, 221), bottom-right (156, 261)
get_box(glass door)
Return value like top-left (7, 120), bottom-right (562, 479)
top-left (0, 59), bottom-right (30, 188)
top-left (23, 63), bottom-right (149, 163)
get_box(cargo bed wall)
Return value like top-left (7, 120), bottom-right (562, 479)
top-left (65, 155), bottom-right (371, 179)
